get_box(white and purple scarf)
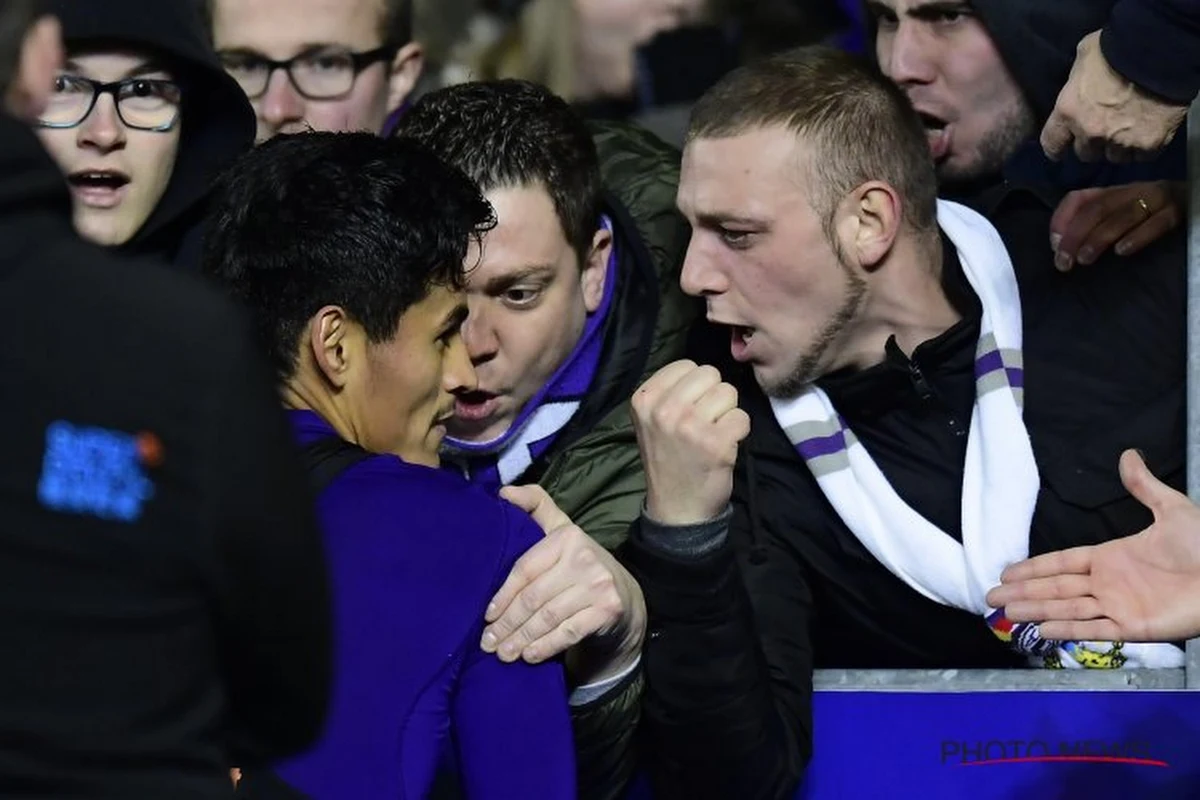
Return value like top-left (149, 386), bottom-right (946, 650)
top-left (768, 199), bottom-right (1182, 670)
top-left (441, 218), bottom-right (619, 493)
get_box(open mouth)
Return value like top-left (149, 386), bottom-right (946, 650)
top-left (731, 325), bottom-right (756, 361)
top-left (454, 390), bottom-right (501, 423)
top-left (917, 113), bottom-right (951, 161)
top-left (67, 170), bottom-right (131, 208)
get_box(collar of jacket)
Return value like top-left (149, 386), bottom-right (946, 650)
top-left (519, 189), bottom-right (659, 483)
top-left (815, 231), bottom-right (983, 418)
top-left (0, 112), bottom-right (74, 262)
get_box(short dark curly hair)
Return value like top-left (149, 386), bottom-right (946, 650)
top-left (393, 79), bottom-right (601, 262)
top-left (202, 132), bottom-right (495, 381)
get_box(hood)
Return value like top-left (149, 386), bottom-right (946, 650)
top-left (45, 0), bottom-right (254, 257)
top-left (863, 0), bottom-right (1116, 127)
top-left (969, 0), bottom-right (1115, 126)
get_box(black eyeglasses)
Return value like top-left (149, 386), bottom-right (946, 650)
top-left (219, 46), bottom-right (398, 101)
top-left (36, 75), bottom-right (182, 132)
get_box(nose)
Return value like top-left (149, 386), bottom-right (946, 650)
top-left (444, 333), bottom-right (479, 395)
top-left (879, 21), bottom-right (937, 87)
top-left (77, 94), bottom-right (125, 151)
top-left (259, 68), bottom-right (306, 131)
top-left (460, 303), bottom-right (499, 367)
top-left (679, 235), bottom-right (727, 298)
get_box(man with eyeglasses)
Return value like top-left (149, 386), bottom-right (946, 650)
top-left (34, 0), bottom-right (254, 269)
top-left (203, 0), bottom-right (423, 142)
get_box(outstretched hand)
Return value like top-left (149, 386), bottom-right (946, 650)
top-left (987, 450), bottom-right (1200, 642)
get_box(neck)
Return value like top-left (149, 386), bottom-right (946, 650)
top-left (281, 371), bottom-right (363, 448)
top-left (840, 232), bottom-right (961, 370)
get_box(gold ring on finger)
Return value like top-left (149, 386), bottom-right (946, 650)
top-left (1135, 197), bottom-right (1151, 219)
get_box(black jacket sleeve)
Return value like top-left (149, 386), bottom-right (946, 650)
top-left (206, 318), bottom-right (333, 765)
top-left (1102, 0), bottom-right (1200, 103)
top-left (623, 458), bottom-right (816, 800)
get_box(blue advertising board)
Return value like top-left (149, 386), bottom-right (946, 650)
top-left (800, 692), bottom-right (1200, 798)
top-left (630, 691), bottom-right (1200, 798)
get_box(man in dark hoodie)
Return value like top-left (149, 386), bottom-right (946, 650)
top-left (867, 0), bottom-right (1185, 200)
top-left (868, 1), bottom-right (1187, 287)
top-left (0, 0), bottom-right (331, 796)
top-left (32, 0), bottom-right (254, 270)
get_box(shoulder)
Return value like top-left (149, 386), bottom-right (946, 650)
top-left (46, 239), bottom-right (254, 358)
top-left (322, 459), bottom-right (543, 569)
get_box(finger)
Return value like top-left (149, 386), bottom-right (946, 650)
top-left (1040, 109), bottom-right (1073, 162)
top-left (1074, 199), bottom-right (1155, 265)
top-left (1114, 207), bottom-right (1180, 256)
top-left (1053, 192), bottom-right (1112, 270)
top-left (483, 535), bottom-right (564, 629)
top-left (1104, 142), bottom-right (1133, 164)
top-left (997, 547), bottom-right (1094, 584)
top-left (521, 606), bottom-right (610, 664)
top-left (1073, 135), bottom-right (1104, 164)
top-left (500, 484), bottom-right (572, 534)
top-left (716, 407), bottom-right (751, 448)
top-left (1050, 188), bottom-right (1101, 250)
top-left (1037, 618), bottom-right (1124, 642)
top-left (987, 573), bottom-right (1094, 605)
top-left (490, 579), bottom-right (584, 662)
top-left (693, 381), bottom-right (740, 424)
top-left (1119, 448), bottom-right (1190, 516)
top-left (1003, 596), bottom-right (1105, 625)
top-left (662, 364), bottom-right (724, 410)
top-left (637, 359), bottom-right (699, 400)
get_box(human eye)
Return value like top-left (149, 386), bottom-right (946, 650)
top-left (718, 227), bottom-right (754, 249)
top-left (502, 286), bottom-right (544, 308)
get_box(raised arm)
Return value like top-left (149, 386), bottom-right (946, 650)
top-left (624, 360), bottom-right (816, 799)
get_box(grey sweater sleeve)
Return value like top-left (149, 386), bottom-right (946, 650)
top-left (637, 504), bottom-right (733, 559)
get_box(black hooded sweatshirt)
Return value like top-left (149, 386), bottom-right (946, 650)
top-left (0, 107), bottom-right (330, 797)
top-left (46, 0), bottom-right (254, 270)
top-left (865, 0), bottom-right (1185, 201)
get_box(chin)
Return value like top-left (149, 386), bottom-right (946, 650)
top-left (76, 216), bottom-right (135, 248)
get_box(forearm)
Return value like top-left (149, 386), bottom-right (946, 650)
top-left (1102, 0), bottom-right (1200, 103)
top-left (625, 511), bottom-right (810, 800)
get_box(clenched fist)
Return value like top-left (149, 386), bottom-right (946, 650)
top-left (631, 360), bottom-right (751, 525)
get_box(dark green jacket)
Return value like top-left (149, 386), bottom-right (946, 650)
top-left (529, 120), bottom-right (698, 549)
top-left (523, 120), bottom-right (697, 800)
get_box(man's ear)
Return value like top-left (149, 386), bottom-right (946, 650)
top-left (385, 41), bottom-right (424, 116)
top-left (5, 16), bottom-right (62, 122)
top-left (833, 181), bottom-right (903, 271)
top-left (308, 306), bottom-right (359, 389)
top-left (581, 226), bottom-right (613, 313)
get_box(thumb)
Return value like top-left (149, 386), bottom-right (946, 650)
top-left (1119, 448), bottom-right (1188, 516)
top-left (1040, 109), bottom-right (1073, 162)
top-left (500, 484), bottom-right (573, 534)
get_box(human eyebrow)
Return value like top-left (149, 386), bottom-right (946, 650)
top-left (481, 265), bottom-right (557, 295)
top-left (124, 61), bottom-right (173, 80)
top-left (906, 1), bottom-right (973, 21)
top-left (694, 212), bottom-right (768, 231)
